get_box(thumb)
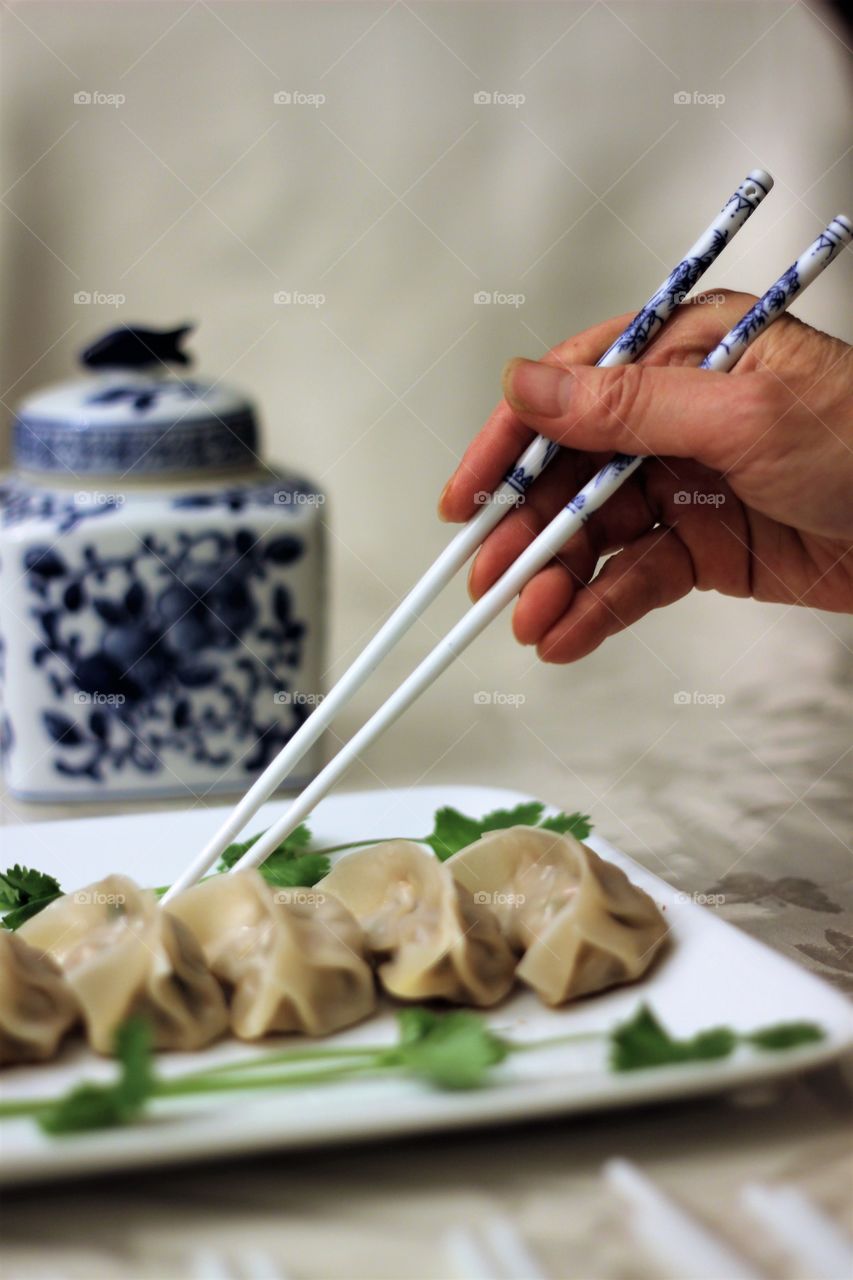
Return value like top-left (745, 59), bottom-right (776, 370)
top-left (502, 357), bottom-right (788, 472)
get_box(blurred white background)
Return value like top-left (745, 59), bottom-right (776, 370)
top-left (1, 3), bottom-right (851, 899)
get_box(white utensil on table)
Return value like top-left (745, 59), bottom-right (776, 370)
top-left (605, 1157), bottom-right (761, 1280)
top-left (444, 1215), bottom-right (547, 1280)
top-left (741, 1181), bottom-right (853, 1280)
top-left (189, 1245), bottom-right (290, 1280)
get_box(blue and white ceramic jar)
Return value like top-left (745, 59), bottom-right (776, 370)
top-left (0, 326), bottom-right (326, 801)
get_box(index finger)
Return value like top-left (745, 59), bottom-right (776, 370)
top-left (438, 311), bottom-right (633, 522)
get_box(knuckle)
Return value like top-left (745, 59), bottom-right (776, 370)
top-left (748, 372), bottom-right (793, 428)
top-left (587, 365), bottom-right (649, 442)
top-left (710, 288), bottom-right (758, 316)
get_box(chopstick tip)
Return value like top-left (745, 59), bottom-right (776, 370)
top-left (746, 168), bottom-right (773, 193)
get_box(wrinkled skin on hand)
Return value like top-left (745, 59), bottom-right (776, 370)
top-left (439, 292), bottom-right (853, 663)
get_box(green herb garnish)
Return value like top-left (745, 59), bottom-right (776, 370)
top-left (1, 1005), bottom-right (824, 1136)
top-left (216, 823), bottom-right (329, 888)
top-left (743, 1022), bottom-right (825, 1051)
top-left (0, 865), bottom-right (64, 931)
top-left (391, 1008), bottom-right (508, 1089)
top-left (610, 1004), bottom-right (824, 1072)
top-left (38, 1018), bottom-right (154, 1135)
top-left (424, 802), bottom-right (592, 860)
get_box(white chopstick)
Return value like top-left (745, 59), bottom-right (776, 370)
top-left (740, 1182), bottom-right (853, 1280)
top-left (217, 214), bottom-right (851, 881)
top-left (189, 1246), bottom-right (290, 1280)
top-left (604, 1158), bottom-right (761, 1280)
top-left (162, 168), bottom-right (772, 903)
top-left (483, 1215), bottom-right (549, 1280)
top-left (444, 1217), bottom-right (547, 1280)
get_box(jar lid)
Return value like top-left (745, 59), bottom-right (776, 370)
top-left (12, 325), bottom-right (260, 476)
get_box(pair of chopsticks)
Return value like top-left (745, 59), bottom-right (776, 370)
top-left (606, 1158), bottom-right (853, 1280)
top-left (443, 1217), bottom-right (546, 1280)
top-left (163, 172), bottom-right (851, 901)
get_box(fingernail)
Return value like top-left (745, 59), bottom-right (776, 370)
top-left (503, 357), bottom-right (572, 418)
top-left (437, 476), bottom-right (453, 520)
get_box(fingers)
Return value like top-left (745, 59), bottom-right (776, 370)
top-left (440, 290), bottom-right (806, 524)
top-left (502, 358), bottom-right (791, 474)
top-left (439, 312), bottom-right (632, 523)
top-left (438, 399), bottom-right (534, 523)
top-left (536, 527), bottom-right (695, 664)
top-left (468, 462), bottom-right (653, 605)
top-left (497, 458), bottom-right (747, 649)
top-left (466, 448), bottom-right (602, 596)
top-left (469, 466), bottom-right (655, 648)
top-left (512, 562), bottom-right (586, 647)
top-left (508, 478), bottom-right (655, 645)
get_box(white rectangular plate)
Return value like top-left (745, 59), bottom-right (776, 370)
top-left (1, 785), bottom-right (851, 1187)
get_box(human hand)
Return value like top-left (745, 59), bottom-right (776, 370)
top-left (438, 292), bottom-right (853, 663)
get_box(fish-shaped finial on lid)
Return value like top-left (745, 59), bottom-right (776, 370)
top-left (81, 324), bottom-right (194, 371)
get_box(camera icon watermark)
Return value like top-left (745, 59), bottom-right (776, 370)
top-left (74, 90), bottom-right (126, 108)
top-left (473, 90), bottom-right (526, 108)
top-left (273, 490), bottom-right (326, 507)
top-left (673, 490), bottom-right (726, 507)
top-left (73, 890), bottom-right (126, 906)
top-left (73, 490), bottom-right (125, 508)
top-left (73, 691), bottom-right (126, 707)
top-left (73, 290), bottom-right (126, 308)
top-left (673, 90), bottom-right (725, 108)
top-left (474, 490), bottom-right (522, 507)
top-left (273, 290), bottom-right (326, 307)
top-left (273, 90), bottom-right (326, 107)
top-left (674, 890), bottom-right (726, 907)
top-left (273, 889), bottom-right (326, 906)
top-left (673, 690), bottom-right (726, 708)
top-left (273, 690), bottom-right (325, 706)
top-left (474, 690), bottom-right (526, 707)
top-left (473, 290), bottom-right (525, 308)
top-left (473, 890), bottom-right (526, 906)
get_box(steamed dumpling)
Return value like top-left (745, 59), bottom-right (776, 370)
top-left (167, 870), bottom-right (376, 1038)
top-left (0, 932), bottom-right (78, 1066)
top-left (446, 827), bottom-right (667, 1005)
top-left (20, 875), bottom-right (228, 1054)
top-left (318, 841), bottom-right (515, 1007)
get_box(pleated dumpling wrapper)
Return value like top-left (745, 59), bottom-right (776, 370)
top-left (318, 841), bottom-right (515, 1006)
top-left (446, 827), bottom-right (667, 1006)
top-left (20, 875), bottom-right (228, 1054)
top-left (167, 870), bottom-right (376, 1039)
top-left (0, 932), bottom-right (79, 1066)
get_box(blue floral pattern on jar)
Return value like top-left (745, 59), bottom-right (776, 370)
top-left (21, 525), bottom-right (314, 784)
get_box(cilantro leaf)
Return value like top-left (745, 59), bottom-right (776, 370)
top-left (479, 801), bottom-right (547, 832)
top-left (396, 1006), bottom-right (444, 1047)
top-left (393, 1008), bottom-right (508, 1090)
top-left (425, 802), bottom-right (593, 860)
top-left (424, 807), bottom-right (489, 860)
top-left (744, 1022), bottom-right (825, 1051)
top-left (539, 812), bottom-right (592, 840)
top-left (39, 1018), bottom-right (155, 1135)
top-left (611, 1006), bottom-right (826, 1072)
top-left (216, 824), bottom-right (324, 885)
top-left (260, 852), bottom-right (330, 888)
top-left (611, 1005), bottom-right (736, 1071)
top-left (0, 865), bottom-right (64, 931)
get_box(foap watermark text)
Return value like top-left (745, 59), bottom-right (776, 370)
top-left (474, 690), bottom-right (526, 707)
top-left (673, 90), bottom-right (725, 108)
top-left (673, 690), bottom-right (726, 708)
